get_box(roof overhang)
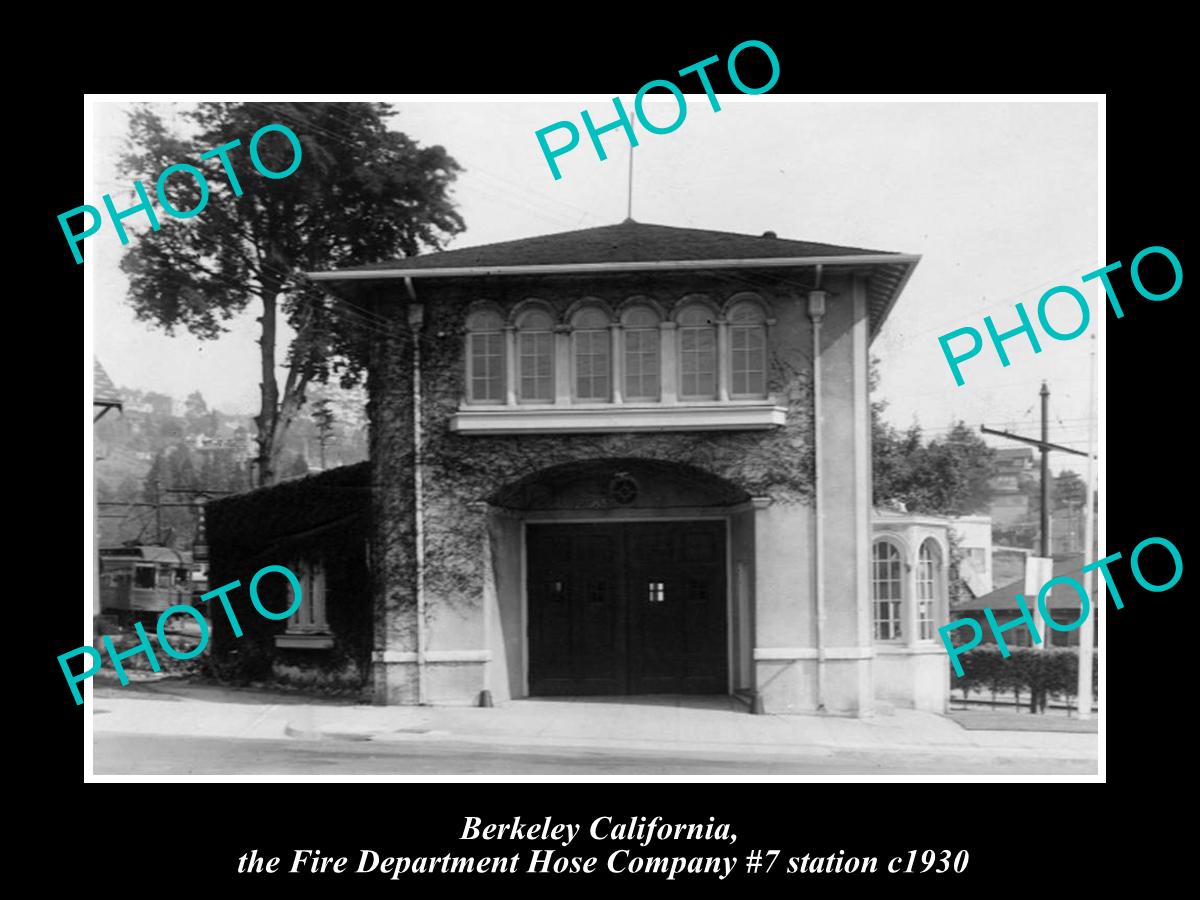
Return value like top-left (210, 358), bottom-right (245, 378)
top-left (305, 253), bottom-right (921, 339)
top-left (305, 253), bottom-right (920, 281)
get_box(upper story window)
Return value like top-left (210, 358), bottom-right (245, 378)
top-left (571, 306), bottom-right (611, 401)
top-left (465, 309), bottom-right (505, 404)
top-left (676, 303), bottom-right (718, 400)
top-left (452, 293), bottom-right (784, 434)
top-left (516, 308), bottom-right (555, 403)
top-left (872, 540), bottom-right (903, 641)
top-left (728, 298), bottom-right (768, 399)
top-left (622, 305), bottom-right (661, 401)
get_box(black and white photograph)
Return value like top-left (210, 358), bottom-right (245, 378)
top-left (80, 92), bottom-right (1113, 782)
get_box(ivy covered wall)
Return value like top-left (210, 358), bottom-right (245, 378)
top-left (357, 269), bottom-right (839, 701)
top-left (205, 462), bottom-right (372, 691)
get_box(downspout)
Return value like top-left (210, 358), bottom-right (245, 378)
top-left (808, 272), bottom-right (827, 712)
top-left (405, 276), bottom-right (426, 705)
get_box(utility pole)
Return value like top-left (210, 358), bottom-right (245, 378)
top-left (163, 488), bottom-right (232, 567)
top-left (1077, 334), bottom-right (1098, 720)
top-left (982, 382), bottom-right (1089, 552)
top-left (1040, 381), bottom-right (1050, 560)
top-left (153, 479), bottom-right (163, 544)
top-left (982, 383), bottom-right (1090, 665)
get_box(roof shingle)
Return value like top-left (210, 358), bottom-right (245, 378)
top-left (319, 220), bottom-right (898, 274)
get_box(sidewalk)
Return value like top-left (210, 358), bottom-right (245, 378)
top-left (92, 679), bottom-right (1099, 767)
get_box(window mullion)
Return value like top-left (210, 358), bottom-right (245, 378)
top-left (905, 550), bottom-right (919, 648)
top-left (503, 326), bottom-right (516, 406)
top-left (660, 322), bottom-right (678, 405)
top-left (315, 565), bottom-right (326, 629)
top-left (716, 317), bottom-right (730, 401)
top-left (554, 326), bottom-right (570, 405)
top-left (610, 323), bottom-right (622, 404)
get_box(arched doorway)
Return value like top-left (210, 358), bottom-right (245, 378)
top-left (489, 459), bottom-right (750, 697)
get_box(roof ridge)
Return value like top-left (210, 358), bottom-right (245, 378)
top-left (315, 220), bottom-right (902, 277)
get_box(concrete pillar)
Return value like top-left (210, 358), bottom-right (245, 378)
top-left (814, 275), bottom-right (874, 716)
top-left (369, 292), bottom-right (419, 705)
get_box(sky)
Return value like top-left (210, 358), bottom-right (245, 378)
top-left (88, 97), bottom-right (1099, 471)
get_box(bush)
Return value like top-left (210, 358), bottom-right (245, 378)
top-left (950, 646), bottom-right (1088, 712)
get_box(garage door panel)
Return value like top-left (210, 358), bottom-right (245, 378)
top-left (528, 521), bottom-right (725, 696)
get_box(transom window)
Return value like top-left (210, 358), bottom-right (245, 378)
top-left (872, 540), bottom-right (903, 641)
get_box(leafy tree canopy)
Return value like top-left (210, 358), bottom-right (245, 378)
top-left (871, 357), bottom-right (996, 516)
top-left (118, 102), bottom-right (466, 484)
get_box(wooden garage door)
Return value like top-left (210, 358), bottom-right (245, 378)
top-left (527, 522), bottom-right (727, 695)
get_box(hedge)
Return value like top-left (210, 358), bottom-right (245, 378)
top-left (951, 646), bottom-right (1096, 713)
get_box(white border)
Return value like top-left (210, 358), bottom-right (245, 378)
top-left (84, 92), bottom-right (1104, 784)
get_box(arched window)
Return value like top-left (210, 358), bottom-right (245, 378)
top-left (872, 540), bottom-right (903, 641)
top-left (571, 307), bottom-right (611, 401)
top-left (465, 309), bottom-right (504, 404)
top-left (516, 308), bottom-right (555, 403)
top-left (621, 305), bottom-right (660, 401)
top-left (917, 541), bottom-right (940, 641)
top-left (676, 304), bottom-right (717, 400)
top-left (727, 300), bottom-right (767, 399)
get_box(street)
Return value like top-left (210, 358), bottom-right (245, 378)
top-left (94, 732), bottom-right (1096, 776)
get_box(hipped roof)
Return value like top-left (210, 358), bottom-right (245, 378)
top-left (306, 220), bottom-right (919, 338)
top-left (956, 554), bottom-right (1090, 611)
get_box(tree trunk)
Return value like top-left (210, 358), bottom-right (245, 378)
top-left (255, 289), bottom-right (280, 486)
top-left (268, 366), bottom-right (311, 480)
top-left (255, 279), bottom-right (318, 486)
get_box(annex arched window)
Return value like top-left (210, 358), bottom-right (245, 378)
top-left (676, 303), bottom-right (717, 400)
top-left (872, 540), bottom-right (904, 641)
top-left (570, 306), bottom-right (611, 402)
top-left (727, 298), bottom-right (768, 399)
top-left (465, 308), bottom-right (505, 404)
top-left (516, 308), bottom-right (555, 403)
top-left (916, 540), bottom-right (941, 641)
top-left (621, 305), bottom-right (661, 401)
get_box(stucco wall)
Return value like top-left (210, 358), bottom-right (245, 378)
top-left (355, 269), bottom-right (884, 710)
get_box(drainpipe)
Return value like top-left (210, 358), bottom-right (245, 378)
top-left (808, 276), bottom-right (827, 712)
top-left (405, 276), bottom-right (426, 705)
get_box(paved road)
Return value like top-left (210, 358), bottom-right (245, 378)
top-left (95, 733), bottom-right (1096, 775)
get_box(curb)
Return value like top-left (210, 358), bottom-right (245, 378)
top-left (282, 720), bottom-right (1098, 764)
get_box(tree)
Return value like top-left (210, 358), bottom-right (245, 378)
top-left (119, 102), bottom-right (465, 486)
top-left (311, 397), bottom-right (335, 469)
top-left (283, 452), bottom-right (311, 479)
top-left (1053, 469), bottom-right (1087, 510)
top-left (870, 357), bottom-right (995, 516)
top-left (184, 390), bottom-right (208, 419)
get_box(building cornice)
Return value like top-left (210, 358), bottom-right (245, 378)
top-left (305, 254), bottom-right (921, 282)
